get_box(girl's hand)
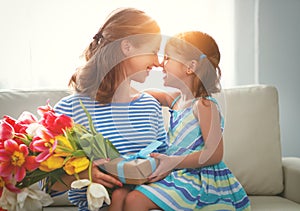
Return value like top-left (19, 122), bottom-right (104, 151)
top-left (148, 153), bottom-right (184, 182)
top-left (91, 159), bottom-right (123, 188)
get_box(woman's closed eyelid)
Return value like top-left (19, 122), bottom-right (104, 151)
top-left (154, 49), bottom-right (160, 55)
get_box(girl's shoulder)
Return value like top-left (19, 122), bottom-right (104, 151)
top-left (193, 96), bottom-right (219, 107)
top-left (192, 96), bottom-right (220, 116)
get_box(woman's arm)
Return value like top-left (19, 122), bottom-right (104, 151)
top-left (51, 162), bottom-right (123, 192)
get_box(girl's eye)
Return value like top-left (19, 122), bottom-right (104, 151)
top-left (163, 55), bottom-right (170, 66)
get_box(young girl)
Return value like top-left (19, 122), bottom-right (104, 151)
top-left (48, 8), bottom-right (168, 210)
top-left (123, 31), bottom-right (251, 210)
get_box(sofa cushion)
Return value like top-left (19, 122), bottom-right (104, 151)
top-left (249, 196), bottom-right (300, 210)
top-left (0, 86), bottom-right (285, 197)
top-left (218, 85), bottom-right (283, 195)
top-left (0, 89), bottom-right (70, 118)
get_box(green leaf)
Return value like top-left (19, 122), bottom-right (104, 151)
top-left (78, 99), bottom-right (120, 160)
top-left (105, 139), bottom-right (120, 159)
top-left (64, 128), bottom-right (78, 151)
top-left (72, 149), bottom-right (86, 157)
top-left (94, 133), bottom-right (106, 158)
top-left (16, 168), bottom-right (65, 191)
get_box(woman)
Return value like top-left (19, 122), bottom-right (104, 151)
top-left (49, 8), bottom-right (168, 210)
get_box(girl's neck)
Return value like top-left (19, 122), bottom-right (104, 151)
top-left (175, 89), bottom-right (195, 110)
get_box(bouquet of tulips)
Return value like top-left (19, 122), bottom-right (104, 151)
top-left (0, 101), bottom-right (119, 211)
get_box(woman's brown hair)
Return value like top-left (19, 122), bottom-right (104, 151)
top-left (69, 8), bottom-right (160, 103)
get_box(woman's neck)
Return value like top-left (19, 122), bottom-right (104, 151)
top-left (111, 80), bottom-right (140, 103)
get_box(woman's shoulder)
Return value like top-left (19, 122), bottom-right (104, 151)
top-left (54, 94), bottom-right (94, 113)
top-left (55, 94), bottom-right (93, 105)
top-left (139, 92), bottom-right (162, 106)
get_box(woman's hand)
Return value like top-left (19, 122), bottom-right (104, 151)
top-left (91, 159), bottom-right (123, 188)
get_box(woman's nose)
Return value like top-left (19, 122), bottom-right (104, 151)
top-left (153, 55), bottom-right (165, 68)
top-left (153, 55), bottom-right (161, 67)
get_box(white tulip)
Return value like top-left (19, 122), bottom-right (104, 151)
top-left (26, 123), bottom-right (45, 136)
top-left (70, 179), bottom-right (111, 211)
top-left (87, 182), bottom-right (111, 211)
top-left (71, 179), bottom-right (91, 189)
top-left (0, 184), bottom-right (53, 211)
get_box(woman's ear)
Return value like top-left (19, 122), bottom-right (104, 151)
top-left (121, 39), bottom-right (133, 56)
top-left (186, 60), bottom-right (197, 74)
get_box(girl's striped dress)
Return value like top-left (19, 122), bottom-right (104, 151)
top-left (46, 92), bottom-right (168, 210)
top-left (135, 97), bottom-right (251, 211)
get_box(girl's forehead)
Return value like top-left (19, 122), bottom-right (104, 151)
top-left (164, 45), bottom-right (179, 56)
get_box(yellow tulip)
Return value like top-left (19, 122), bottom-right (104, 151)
top-left (63, 157), bottom-right (90, 175)
top-left (39, 155), bottom-right (64, 172)
top-left (53, 135), bottom-right (74, 157)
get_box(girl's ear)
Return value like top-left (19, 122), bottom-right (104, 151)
top-left (121, 39), bottom-right (134, 56)
top-left (186, 60), bottom-right (197, 74)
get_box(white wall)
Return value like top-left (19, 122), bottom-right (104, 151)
top-left (0, 0), bottom-right (235, 90)
top-left (235, 0), bottom-right (300, 157)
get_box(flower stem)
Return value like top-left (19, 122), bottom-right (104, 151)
top-left (79, 100), bottom-right (97, 135)
top-left (74, 173), bottom-right (80, 180)
top-left (89, 156), bottom-right (94, 182)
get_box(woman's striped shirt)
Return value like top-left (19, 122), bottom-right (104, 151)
top-left (54, 92), bottom-right (168, 155)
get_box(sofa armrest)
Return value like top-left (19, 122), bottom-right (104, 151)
top-left (281, 157), bottom-right (300, 204)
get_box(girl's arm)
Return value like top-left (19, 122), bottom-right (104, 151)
top-left (187, 98), bottom-right (224, 167)
top-left (149, 99), bottom-right (223, 181)
top-left (143, 88), bottom-right (179, 107)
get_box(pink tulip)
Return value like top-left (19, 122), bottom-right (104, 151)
top-left (40, 111), bottom-right (73, 137)
top-left (0, 120), bottom-right (14, 145)
top-left (0, 139), bottom-right (39, 182)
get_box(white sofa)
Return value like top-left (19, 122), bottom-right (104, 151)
top-left (0, 84), bottom-right (300, 210)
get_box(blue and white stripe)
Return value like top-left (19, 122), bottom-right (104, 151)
top-left (42, 92), bottom-right (168, 203)
top-left (54, 92), bottom-right (168, 155)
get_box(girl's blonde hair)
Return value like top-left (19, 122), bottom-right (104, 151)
top-left (166, 31), bottom-right (221, 97)
top-left (69, 8), bottom-right (160, 103)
